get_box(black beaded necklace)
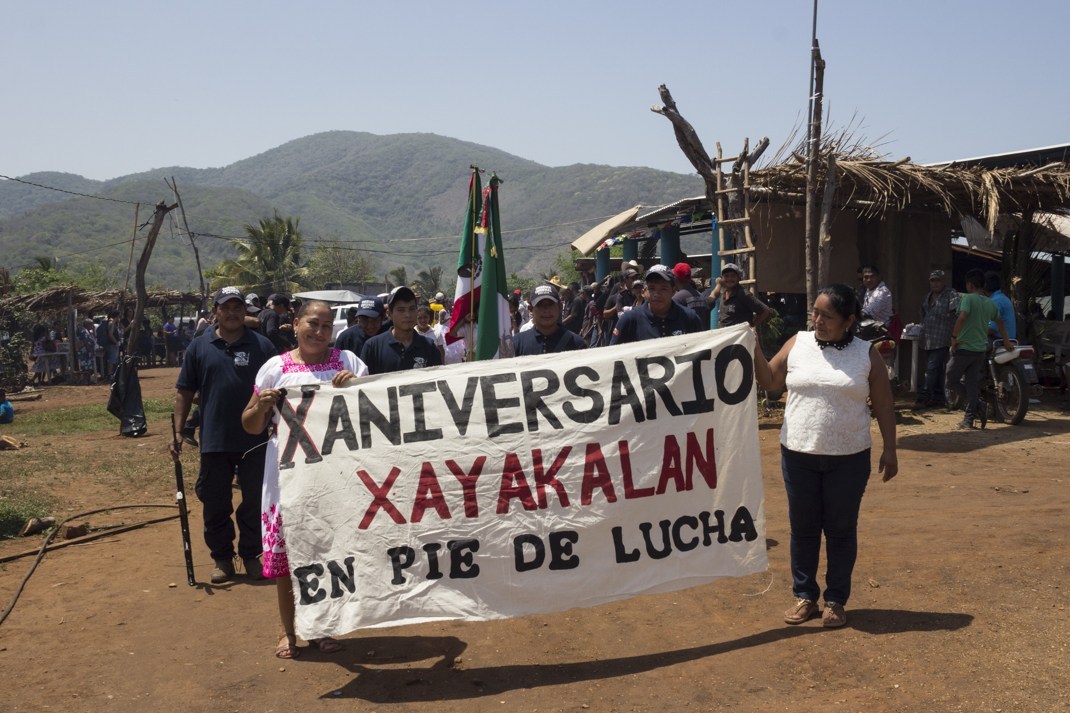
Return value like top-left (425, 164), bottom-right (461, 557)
top-left (815, 333), bottom-right (854, 350)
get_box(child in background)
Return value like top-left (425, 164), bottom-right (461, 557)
top-left (0, 389), bottom-right (13, 424)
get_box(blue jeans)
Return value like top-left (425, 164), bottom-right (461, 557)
top-left (945, 349), bottom-right (985, 421)
top-left (781, 446), bottom-right (871, 605)
top-left (919, 347), bottom-right (950, 404)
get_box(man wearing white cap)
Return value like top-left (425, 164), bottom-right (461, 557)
top-left (513, 285), bottom-right (586, 356)
top-left (708, 263), bottom-right (769, 329)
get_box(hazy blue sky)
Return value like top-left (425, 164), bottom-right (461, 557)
top-left (4, 0), bottom-right (1068, 181)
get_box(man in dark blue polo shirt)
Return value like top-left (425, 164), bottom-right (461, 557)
top-left (360, 286), bottom-right (442, 374)
top-left (335, 296), bottom-right (384, 356)
top-left (171, 286), bottom-right (276, 584)
top-left (513, 285), bottom-right (586, 356)
top-left (610, 265), bottom-right (704, 344)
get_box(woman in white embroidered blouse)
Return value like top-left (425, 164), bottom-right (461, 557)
top-left (753, 284), bottom-right (898, 629)
top-left (241, 300), bottom-right (368, 659)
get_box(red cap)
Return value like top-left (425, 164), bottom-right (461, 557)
top-left (672, 262), bottom-right (692, 281)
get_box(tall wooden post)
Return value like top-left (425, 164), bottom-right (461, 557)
top-left (126, 201), bottom-right (178, 360)
top-left (817, 152), bottom-right (837, 285)
top-left (804, 42), bottom-right (826, 312)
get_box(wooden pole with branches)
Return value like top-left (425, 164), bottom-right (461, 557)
top-left (166, 177), bottom-right (206, 309)
top-left (650, 85), bottom-right (768, 285)
top-left (126, 201), bottom-right (178, 360)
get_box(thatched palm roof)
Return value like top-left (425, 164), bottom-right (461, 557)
top-left (751, 154), bottom-right (1070, 235)
top-left (0, 286), bottom-right (202, 319)
top-left (574, 151), bottom-right (1070, 254)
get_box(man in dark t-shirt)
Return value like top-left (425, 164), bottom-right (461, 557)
top-left (513, 285), bottom-right (586, 356)
top-left (360, 287), bottom-right (442, 374)
top-left (672, 262), bottom-right (710, 328)
top-left (611, 265), bottom-right (704, 344)
top-left (172, 286), bottom-right (276, 584)
top-left (259, 294), bottom-right (296, 353)
top-left (709, 263), bottom-right (770, 328)
top-left (336, 296), bottom-right (385, 357)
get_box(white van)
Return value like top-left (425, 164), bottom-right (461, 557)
top-left (331, 303), bottom-right (363, 343)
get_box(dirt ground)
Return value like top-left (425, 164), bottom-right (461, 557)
top-left (0, 366), bottom-right (1068, 713)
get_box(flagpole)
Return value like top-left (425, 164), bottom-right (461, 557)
top-left (467, 165), bottom-right (480, 363)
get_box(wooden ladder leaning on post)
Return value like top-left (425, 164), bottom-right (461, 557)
top-left (713, 139), bottom-right (757, 293)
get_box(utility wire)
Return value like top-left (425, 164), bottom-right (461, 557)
top-left (0, 174), bottom-right (146, 206)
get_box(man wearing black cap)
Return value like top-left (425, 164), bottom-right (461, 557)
top-left (513, 285), bottom-right (586, 356)
top-left (259, 294), bottom-right (296, 353)
top-left (610, 265), bottom-right (704, 344)
top-left (361, 286), bottom-right (443, 374)
top-left (708, 263), bottom-right (769, 329)
top-left (171, 286), bottom-right (277, 584)
top-left (335, 296), bottom-right (385, 357)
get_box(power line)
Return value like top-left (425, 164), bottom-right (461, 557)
top-left (0, 174), bottom-right (146, 206)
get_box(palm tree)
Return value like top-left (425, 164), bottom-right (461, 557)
top-left (387, 267), bottom-right (408, 291)
top-left (212, 212), bottom-right (308, 294)
top-left (413, 266), bottom-right (444, 300)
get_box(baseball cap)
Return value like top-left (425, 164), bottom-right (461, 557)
top-left (530, 284), bottom-right (561, 305)
top-left (356, 296), bottom-right (385, 318)
top-left (672, 262), bottom-right (692, 281)
top-left (644, 264), bottom-right (674, 283)
top-left (721, 263), bottom-right (742, 276)
top-left (245, 292), bottom-right (260, 305)
top-left (434, 291), bottom-right (447, 302)
top-left (213, 286), bottom-right (245, 306)
top-left (386, 285), bottom-right (416, 306)
top-left (929, 270), bottom-right (946, 280)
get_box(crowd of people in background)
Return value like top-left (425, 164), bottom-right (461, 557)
top-left (3, 253), bottom-right (1066, 650)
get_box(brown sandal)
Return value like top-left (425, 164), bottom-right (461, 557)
top-left (275, 634), bottom-right (300, 659)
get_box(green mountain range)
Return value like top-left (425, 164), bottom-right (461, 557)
top-left (0, 131), bottom-right (704, 289)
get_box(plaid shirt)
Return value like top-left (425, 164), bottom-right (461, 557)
top-left (921, 287), bottom-right (960, 349)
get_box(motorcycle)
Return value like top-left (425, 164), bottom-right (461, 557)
top-left (857, 318), bottom-right (899, 385)
top-left (946, 339), bottom-right (1034, 425)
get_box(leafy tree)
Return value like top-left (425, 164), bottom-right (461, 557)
top-left (212, 212), bottom-right (308, 294)
top-left (548, 249), bottom-right (583, 287)
top-left (412, 266), bottom-right (444, 300)
top-left (507, 272), bottom-right (538, 299)
top-left (387, 267), bottom-right (408, 290)
top-left (304, 244), bottom-right (375, 290)
top-left (67, 259), bottom-right (121, 291)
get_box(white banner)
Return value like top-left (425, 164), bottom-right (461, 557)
top-left (277, 324), bottom-right (767, 638)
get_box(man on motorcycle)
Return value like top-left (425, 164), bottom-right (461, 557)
top-left (947, 269), bottom-right (1012, 430)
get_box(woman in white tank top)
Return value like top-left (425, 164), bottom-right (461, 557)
top-left (753, 284), bottom-right (898, 629)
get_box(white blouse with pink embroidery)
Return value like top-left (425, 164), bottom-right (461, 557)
top-left (253, 348), bottom-right (368, 577)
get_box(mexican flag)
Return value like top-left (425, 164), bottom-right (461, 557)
top-left (447, 170), bottom-right (510, 360)
top-left (474, 174), bottom-right (511, 360)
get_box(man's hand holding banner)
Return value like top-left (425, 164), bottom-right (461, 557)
top-left (277, 324), bottom-right (767, 639)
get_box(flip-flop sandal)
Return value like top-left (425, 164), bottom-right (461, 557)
top-left (275, 635), bottom-right (301, 659)
top-left (310, 637), bottom-right (343, 654)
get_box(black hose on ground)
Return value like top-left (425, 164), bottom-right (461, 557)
top-left (0, 504), bottom-right (178, 627)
